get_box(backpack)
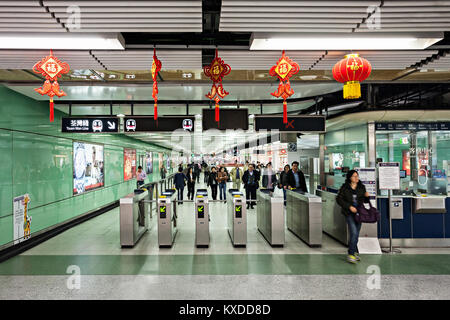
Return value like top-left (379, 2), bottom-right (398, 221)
top-left (355, 202), bottom-right (380, 223)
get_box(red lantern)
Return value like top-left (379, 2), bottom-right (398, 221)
top-left (33, 50), bottom-right (70, 122)
top-left (151, 48), bottom-right (162, 121)
top-left (269, 50), bottom-right (300, 124)
top-left (203, 49), bottom-right (231, 123)
top-left (332, 53), bottom-right (371, 99)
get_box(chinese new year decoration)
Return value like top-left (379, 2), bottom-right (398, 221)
top-left (332, 53), bottom-right (372, 99)
top-left (269, 50), bottom-right (300, 124)
top-left (33, 50), bottom-right (70, 122)
top-left (151, 48), bottom-right (162, 121)
top-left (203, 49), bottom-right (231, 123)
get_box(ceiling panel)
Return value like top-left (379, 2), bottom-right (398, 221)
top-left (91, 50), bottom-right (202, 70)
top-left (311, 50), bottom-right (438, 70)
top-left (218, 50), bottom-right (325, 70)
top-left (0, 50), bottom-right (103, 70)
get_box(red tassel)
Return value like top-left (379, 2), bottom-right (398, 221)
top-left (154, 103), bottom-right (158, 121)
top-left (49, 98), bottom-right (54, 122)
top-left (215, 103), bottom-right (219, 122)
top-left (283, 100), bottom-right (287, 124)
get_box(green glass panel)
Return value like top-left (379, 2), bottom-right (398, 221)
top-left (0, 129), bottom-right (12, 217)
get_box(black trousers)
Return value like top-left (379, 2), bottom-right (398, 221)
top-left (210, 184), bottom-right (218, 200)
top-left (187, 182), bottom-right (195, 200)
top-left (245, 186), bottom-right (257, 207)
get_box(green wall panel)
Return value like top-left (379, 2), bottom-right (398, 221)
top-left (0, 216), bottom-right (13, 246)
top-left (0, 129), bottom-right (12, 218)
top-left (0, 85), bottom-right (170, 248)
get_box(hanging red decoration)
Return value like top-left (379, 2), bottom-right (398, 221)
top-left (151, 48), bottom-right (162, 121)
top-left (269, 50), bottom-right (300, 124)
top-left (203, 49), bottom-right (231, 123)
top-left (33, 49), bottom-right (70, 122)
top-left (332, 53), bottom-right (371, 99)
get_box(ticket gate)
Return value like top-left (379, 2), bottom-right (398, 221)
top-left (120, 189), bottom-right (149, 247)
top-left (227, 189), bottom-right (247, 247)
top-left (257, 189), bottom-right (285, 246)
top-left (286, 189), bottom-right (322, 247)
top-left (157, 189), bottom-right (178, 248)
top-left (195, 189), bottom-right (209, 248)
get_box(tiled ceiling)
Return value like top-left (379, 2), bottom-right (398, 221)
top-left (0, 0), bottom-right (202, 33)
top-left (220, 0), bottom-right (450, 33)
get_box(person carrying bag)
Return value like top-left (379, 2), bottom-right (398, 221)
top-left (336, 169), bottom-right (374, 264)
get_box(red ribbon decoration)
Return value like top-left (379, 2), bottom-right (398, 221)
top-left (33, 50), bottom-right (70, 122)
top-left (151, 48), bottom-right (162, 121)
top-left (269, 50), bottom-right (300, 124)
top-left (203, 49), bottom-right (231, 124)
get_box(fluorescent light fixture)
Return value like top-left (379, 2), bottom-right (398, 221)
top-left (0, 33), bottom-right (125, 50)
top-left (250, 32), bottom-right (443, 50)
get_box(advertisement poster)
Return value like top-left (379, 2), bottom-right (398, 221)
top-left (73, 142), bottom-right (104, 195)
top-left (124, 148), bottom-right (137, 181)
top-left (158, 153), bottom-right (164, 170)
top-left (402, 149), bottom-right (411, 176)
top-left (145, 152), bottom-right (153, 174)
top-left (355, 168), bottom-right (376, 206)
top-left (331, 153), bottom-right (343, 170)
top-left (418, 149), bottom-right (429, 177)
top-left (13, 194), bottom-right (31, 245)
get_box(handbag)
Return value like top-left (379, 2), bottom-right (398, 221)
top-left (355, 202), bottom-right (380, 223)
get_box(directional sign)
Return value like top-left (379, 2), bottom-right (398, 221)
top-left (235, 205), bottom-right (242, 218)
top-left (375, 122), bottom-right (450, 131)
top-left (255, 115), bottom-right (325, 132)
top-left (159, 205), bottom-right (167, 219)
top-left (124, 116), bottom-right (195, 132)
top-left (62, 117), bottom-right (119, 133)
top-left (197, 205), bottom-right (204, 219)
top-left (202, 109), bottom-right (248, 130)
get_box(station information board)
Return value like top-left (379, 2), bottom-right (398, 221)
top-left (62, 117), bottom-right (119, 133)
top-left (124, 116), bottom-right (195, 132)
top-left (255, 115), bottom-right (325, 132)
top-left (202, 109), bottom-right (248, 130)
top-left (375, 122), bottom-right (450, 131)
top-left (378, 162), bottom-right (400, 190)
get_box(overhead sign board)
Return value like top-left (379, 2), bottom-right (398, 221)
top-left (202, 109), bottom-right (248, 130)
top-left (62, 117), bottom-right (119, 133)
top-left (255, 115), bottom-right (325, 132)
top-left (375, 122), bottom-right (450, 131)
top-left (124, 116), bottom-right (195, 132)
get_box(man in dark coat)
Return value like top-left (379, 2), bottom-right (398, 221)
top-left (287, 161), bottom-right (308, 193)
top-left (242, 164), bottom-right (260, 209)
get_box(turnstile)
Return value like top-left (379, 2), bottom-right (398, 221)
top-left (227, 189), bottom-right (247, 247)
top-left (315, 189), bottom-right (348, 245)
top-left (195, 189), bottom-right (210, 247)
top-left (120, 190), bottom-right (149, 247)
top-left (157, 189), bottom-right (178, 247)
top-left (256, 189), bottom-right (285, 246)
top-left (286, 189), bottom-right (322, 247)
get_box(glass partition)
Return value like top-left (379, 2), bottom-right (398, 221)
top-left (375, 129), bottom-right (450, 196)
top-left (324, 125), bottom-right (368, 190)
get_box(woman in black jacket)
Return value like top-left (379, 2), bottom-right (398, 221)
top-left (278, 164), bottom-right (290, 205)
top-left (186, 167), bottom-right (196, 200)
top-left (336, 170), bottom-right (370, 264)
top-left (207, 166), bottom-right (218, 200)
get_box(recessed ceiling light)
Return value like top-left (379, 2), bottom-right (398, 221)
top-left (0, 32), bottom-right (125, 50)
top-left (250, 32), bottom-right (443, 50)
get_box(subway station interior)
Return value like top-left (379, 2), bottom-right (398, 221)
top-left (1, 0), bottom-right (450, 302)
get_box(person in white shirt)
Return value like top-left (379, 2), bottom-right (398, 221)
top-left (137, 166), bottom-right (147, 188)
